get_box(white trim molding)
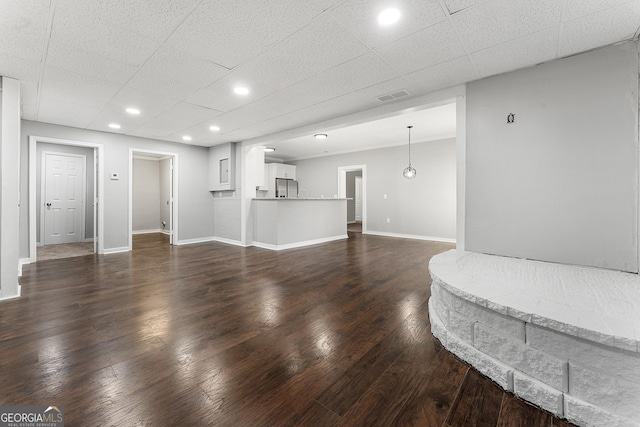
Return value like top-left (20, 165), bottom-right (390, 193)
top-left (102, 246), bottom-right (130, 255)
top-left (364, 230), bottom-right (456, 244)
top-left (252, 234), bottom-right (348, 251)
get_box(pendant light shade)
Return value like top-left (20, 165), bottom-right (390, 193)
top-left (403, 125), bottom-right (416, 179)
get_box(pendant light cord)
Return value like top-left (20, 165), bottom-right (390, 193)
top-left (407, 125), bottom-right (413, 166)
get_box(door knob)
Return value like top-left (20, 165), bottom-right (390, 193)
top-left (46, 203), bottom-right (51, 207)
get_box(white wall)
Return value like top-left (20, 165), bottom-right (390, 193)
top-left (19, 120), bottom-right (215, 256)
top-left (36, 143), bottom-right (94, 242)
top-left (466, 42), bottom-right (639, 272)
top-left (292, 138), bottom-right (456, 241)
top-left (132, 159), bottom-right (161, 232)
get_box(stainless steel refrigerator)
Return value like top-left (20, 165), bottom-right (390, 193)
top-left (275, 178), bottom-right (298, 198)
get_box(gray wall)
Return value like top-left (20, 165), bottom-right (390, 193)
top-left (20, 120), bottom-right (215, 255)
top-left (37, 143), bottom-right (95, 243)
top-left (132, 158), bottom-right (160, 232)
top-left (345, 170), bottom-right (361, 222)
top-left (466, 42), bottom-right (638, 272)
top-left (159, 158), bottom-right (171, 232)
top-left (292, 138), bottom-right (456, 240)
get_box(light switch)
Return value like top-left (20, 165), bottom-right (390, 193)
top-left (110, 173), bottom-right (119, 180)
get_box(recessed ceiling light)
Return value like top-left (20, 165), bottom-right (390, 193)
top-left (108, 123), bottom-right (121, 129)
top-left (378, 8), bottom-right (400, 25)
top-left (126, 107), bottom-right (140, 115)
top-left (182, 135), bottom-right (192, 141)
top-left (233, 86), bottom-right (250, 95)
top-left (314, 133), bottom-right (328, 139)
top-left (209, 125), bottom-right (220, 132)
top-left (264, 147), bottom-right (276, 152)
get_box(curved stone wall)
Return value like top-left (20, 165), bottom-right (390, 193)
top-left (428, 250), bottom-right (640, 427)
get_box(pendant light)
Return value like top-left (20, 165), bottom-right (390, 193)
top-left (403, 125), bottom-right (416, 179)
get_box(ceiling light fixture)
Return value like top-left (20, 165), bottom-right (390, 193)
top-left (209, 125), bottom-right (220, 131)
top-left (108, 123), bottom-right (121, 129)
top-left (264, 147), bottom-right (276, 152)
top-left (314, 133), bottom-right (328, 139)
top-left (182, 135), bottom-right (192, 141)
top-left (233, 86), bottom-right (249, 95)
top-left (403, 125), bottom-right (416, 179)
top-left (378, 8), bottom-right (400, 26)
top-left (125, 107), bottom-right (140, 115)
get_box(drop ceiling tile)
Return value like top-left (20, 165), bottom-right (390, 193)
top-left (22, 103), bottom-right (38, 121)
top-left (451, 0), bottom-right (562, 52)
top-left (274, 14), bottom-right (369, 74)
top-left (107, 87), bottom-right (182, 120)
top-left (286, 92), bottom-right (378, 125)
top-left (140, 45), bottom-right (229, 90)
top-left (443, 0), bottom-right (479, 15)
top-left (322, 52), bottom-right (399, 93)
top-left (377, 20), bottom-right (466, 74)
top-left (167, 0), bottom-right (323, 69)
top-left (40, 65), bottom-right (121, 108)
top-left (56, 0), bottom-right (201, 40)
top-left (127, 68), bottom-right (202, 101)
top-left (37, 97), bottom-right (101, 129)
top-left (239, 114), bottom-right (301, 137)
top-left (565, 0), bottom-right (635, 21)
top-left (153, 102), bottom-right (224, 129)
top-left (350, 77), bottom-right (413, 103)
top-left (330, 0), bottom-right (447, 49)
top-left (0, 52), bottom-right (41, 84)
top-left (471, 27), bottom-right (559, 78)
top-left (86, 106), bottom-right (153, 134)
top-left (560, 1), bottom-right (640, 57)
top-left (46, 40), bottom-right (139, 84)
top-left (50, 3), bottom-right (161, 66)
top-left (129, 117), bottom-right (183, 139)
top-left (186, 85), bottom-right (254, 113)
top-left (0, 0), bottom-right (50, 61)
top-left (312, 0), bottom-right (347, 11)
top-left (20, 81), bottom-right (39, 106)
top-left (404, 55), bottom-right (478, 94)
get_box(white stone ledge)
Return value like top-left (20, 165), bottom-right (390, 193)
top-left (429, 250), bottom-right (640, 427)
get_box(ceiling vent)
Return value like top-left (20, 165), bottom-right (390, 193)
top-left (376, 90), bottom-right (409, 102)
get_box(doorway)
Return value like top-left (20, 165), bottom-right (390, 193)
top-left (29, 136), bottom-right (104, 263)
top-left (338, 165), bottom-right (367, 233)
top-left (128, 149), bottom-right (178, 249)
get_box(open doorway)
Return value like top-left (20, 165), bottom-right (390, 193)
top-left (128, 149), bottom-right (178, 250)
top-left (29, 136), bottom-right (104, 262)
top-left (338, 165), bottom-right (367, 234)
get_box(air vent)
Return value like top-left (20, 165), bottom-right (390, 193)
top-left (376, 90), bottom-right (409, 102)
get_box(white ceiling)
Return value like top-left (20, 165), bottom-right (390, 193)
top-left (2, 0), bottom-right (639, 158)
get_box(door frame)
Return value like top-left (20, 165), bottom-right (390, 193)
top-left (40, 151), bottom-right (87, 246)
top-left (354, 175), bottom-right (363, 222)
top-left (29, 135), bottom-right (105, 262)
top-left (338, 165), bottom-right (367, 233)
top-left (128, 148), bottom-right (179, 249)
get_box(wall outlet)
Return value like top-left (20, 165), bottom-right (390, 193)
top-left (386, 217), bottom-right (390, 223)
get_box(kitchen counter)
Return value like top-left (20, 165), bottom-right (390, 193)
top-left (252, 198), bottom-right (348, 250)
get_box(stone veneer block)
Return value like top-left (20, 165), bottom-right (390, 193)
top-left (447, 331), bottom-right (514, 391)
top-left (568, 363), bottom-right (640, 421)
top-left (428, 298), bottom-right (447, 346)
top-left (431, 291), bottom-right (450, 329)
top-left (449, 310), bottom-right (474, 344)
top-left (513, 372), bottom-right (564, 417)
top-left (452, 294), bottom-right (525, 341)
top-left (474, 323), bottom-right (567, 391)
top-left (527, 324), bottom-right (640, 385)
top-left (564, 394), bottom-right (640, 427)
top-left (432, 277), bottom-right (454, 308)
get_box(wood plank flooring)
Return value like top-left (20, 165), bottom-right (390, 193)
top-left (7, 233), bottom-right (578, 426)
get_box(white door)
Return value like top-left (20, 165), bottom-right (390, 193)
top-left (44, 153), bottom-right (85, 245)
top-left (355, 176), bottom-right (362, 221)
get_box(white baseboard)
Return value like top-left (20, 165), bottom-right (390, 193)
top-left (347, 221), bottom-right (356, 224)
top-left (212, 237), bottom-right (246, 247)
top-left (18, 258), bottom-right (31, 277)
top-left (252, 234), bottom-right (348, 251)
top-left (0, 285), bottom-right (21, 301)
top-left (160, 230), bottom-right (171, 236)
top-left (175, 236), bottom-right (217, 246)
top-left (132, 229), bottom-right (163, 235)
top-left (364, 230), bottom-right (456, 244)
top-left (102, 246), bottom-right (130, 255)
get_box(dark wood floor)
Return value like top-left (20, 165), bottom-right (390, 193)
top-left (7, 233), bottom-right (577, 426)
